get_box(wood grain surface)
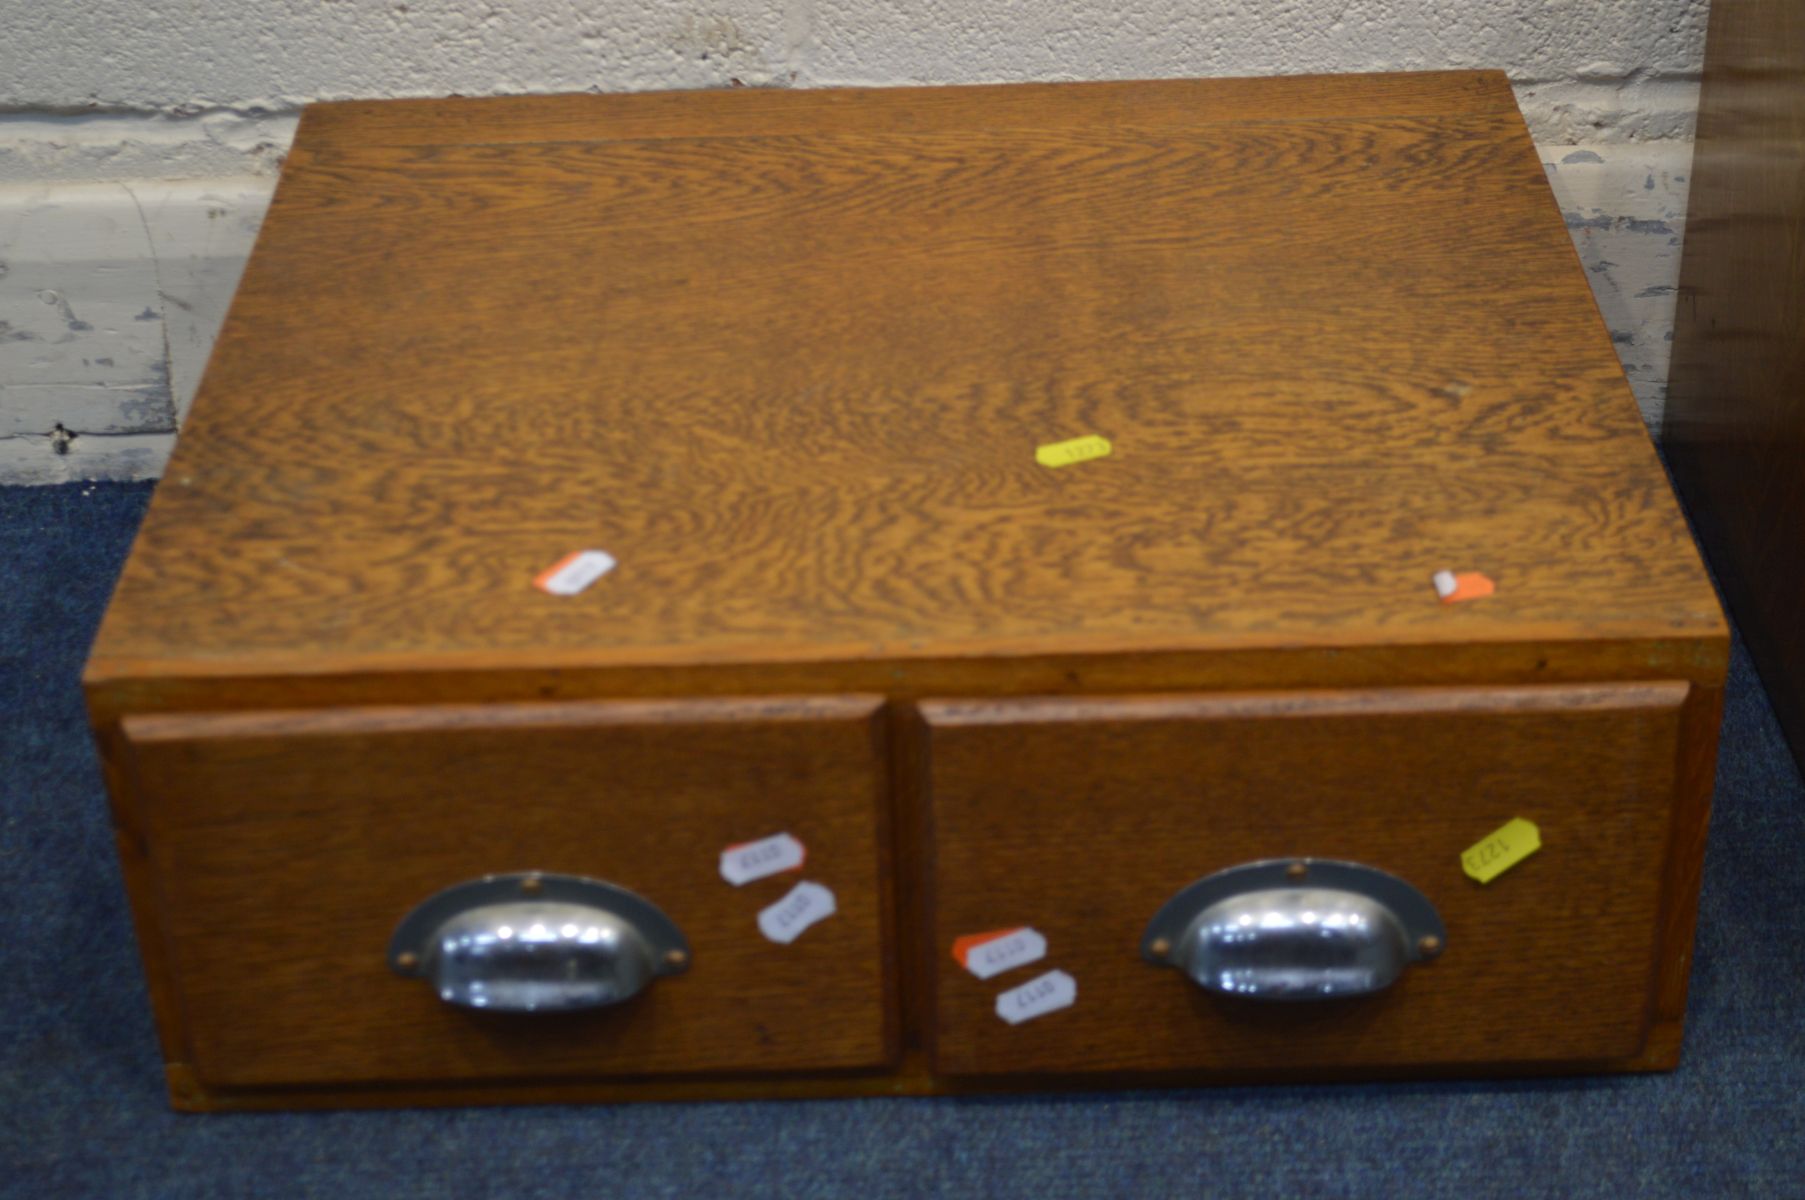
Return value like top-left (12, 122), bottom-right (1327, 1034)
top-left (123, 696), bottom-right (893, 1087)
top-left (1664, 0), bottom-right (1805, 770)
top-left (921, 684), bottom-right (1687, 1074)
top-left (88, 70), bottom-right (1720, 696)
top-left (1629, 681), bottom-right (1722, 1069)
top-left (296, 71), bottom-right (1517, 148)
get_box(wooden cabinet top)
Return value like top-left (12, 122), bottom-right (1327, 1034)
top-left (88, 71), bottom-right (1724, 701)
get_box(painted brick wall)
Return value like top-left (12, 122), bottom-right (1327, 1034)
top-left (0, 0), bottom-right (1708, 481)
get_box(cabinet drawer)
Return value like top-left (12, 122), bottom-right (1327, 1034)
top-left (124, 696), bottom-right (892, 1088)
top-left (920, 683), bottom-right (1687, 1076)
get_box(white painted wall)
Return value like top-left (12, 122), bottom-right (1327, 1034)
top-left (0, 181), bottom-right (265, 483)
top-left (0, 0), bottom-right (1709, 481)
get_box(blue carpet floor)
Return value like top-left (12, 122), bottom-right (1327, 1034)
top-left (2, 480), bottom-right (1801, 1198)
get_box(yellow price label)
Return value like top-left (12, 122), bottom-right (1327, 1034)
top-left (1035, 435), bottom-right (1113, 468)
top-left (1461, 817), bottom-right (1541, 884)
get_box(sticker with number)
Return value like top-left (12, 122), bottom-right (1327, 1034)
top-left (720, 832), bottom-right (806, 886)
top-left (1034, 434), bottom-right (1113, 469)
top-left (995, 969), bottom-right (1077, 1025)
top-left (533, 549), bottom-right (616, 595)
top-left (1461, 817), bottom-right (1541, 884)
top-left (952, 927), bottom-right (1048, 980)
top-left (757, 881), bottom-right (837, 944)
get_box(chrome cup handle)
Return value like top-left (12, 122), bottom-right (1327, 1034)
top-left (388, 873), bottom-right (690, 1013)
top-left (1141, 859), bottom-right (1444, 1001)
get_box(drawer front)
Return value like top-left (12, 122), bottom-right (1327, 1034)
top-left (125, 696), bottom-right (892, 1088)
top-left (921, 683), bottom-right (1687, 1075)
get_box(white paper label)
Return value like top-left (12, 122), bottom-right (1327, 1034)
top-left (720, 832), bottom-right (806, 886)
top-left (757, 881), bottom-right (836, 944)
top-left (535, 549), bottom-right (616, 595)
top-left (995, 969), bottom-right (1077, 1025)
top-left (959, 927), bottom-right (1048, 980)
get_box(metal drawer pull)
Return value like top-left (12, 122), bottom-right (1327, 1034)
top-left (388, 872), bottom-right (690, 1013)
top-left (1141, 859), bottom-right (1444, 1001)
